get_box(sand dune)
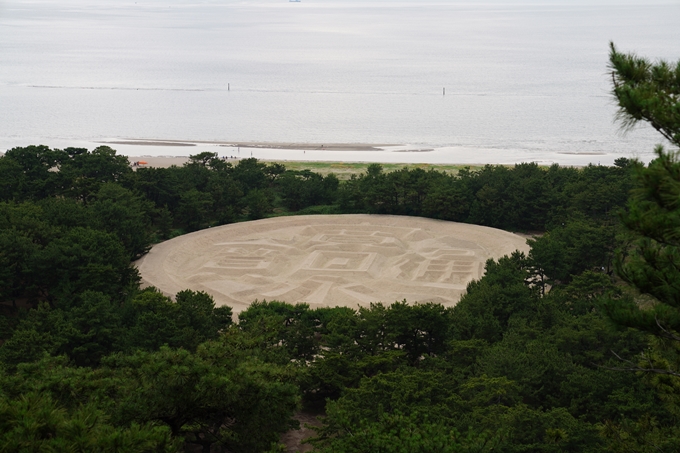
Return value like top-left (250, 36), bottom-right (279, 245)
top-left (135, 215), bottom-right (530, 313)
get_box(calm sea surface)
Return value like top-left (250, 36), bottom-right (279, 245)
top-left (1, 0), bottom-right (678, 165)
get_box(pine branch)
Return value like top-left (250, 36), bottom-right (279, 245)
top-left (604, 350), bottom-right (680, 378)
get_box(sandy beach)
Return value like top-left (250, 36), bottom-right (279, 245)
top-left (104, 139), bottom-right (395, 152)
top-left (135, 215), bottom-right (530, 314)
top-left (105, 135), bottom-right (619, 166)
top-left (2, 137), bottom-right (625, 167)
top-left (119, 139), bottom-right (418, 169)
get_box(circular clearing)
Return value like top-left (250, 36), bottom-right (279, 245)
top-left (135, 215), bottom-right (530, 313)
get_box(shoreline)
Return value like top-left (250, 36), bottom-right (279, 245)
top-left (101, 139), bottom-right (396, 152)
top-left (95, 138), bottom-right (626, 167)
top-left (1, 136), bottom-right (639, 167)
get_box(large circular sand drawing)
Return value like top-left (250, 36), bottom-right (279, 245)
top-left (136, 215), bottom-right (530, 313)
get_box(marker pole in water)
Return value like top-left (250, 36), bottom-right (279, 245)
top-left (443, 87), bottom-right (445, 95)
top-left (228, 83), bottom-right (230, 91)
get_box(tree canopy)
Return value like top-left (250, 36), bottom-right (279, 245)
top-left (1, 45), bottom-right (679, 452)
top-left (607, 44), bottom-right (680, 369)
top-left (609, 42), bottom-right (680, 148)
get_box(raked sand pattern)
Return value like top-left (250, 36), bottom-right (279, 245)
top-left (135, 215), bottom-right (530, 313)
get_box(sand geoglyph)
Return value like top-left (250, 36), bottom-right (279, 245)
top-left (135, 215), bottom-right (530, 313)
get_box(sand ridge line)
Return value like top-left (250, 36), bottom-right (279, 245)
top-left (104, 139), bottom-right (397, 151)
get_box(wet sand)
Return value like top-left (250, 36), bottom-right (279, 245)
top-left (103, 138), bottom-right (395, 151)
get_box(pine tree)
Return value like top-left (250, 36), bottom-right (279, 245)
top-left (607, 43), bottom-right (680, 375)
top-left (609, 42), bottom-right (679, 149)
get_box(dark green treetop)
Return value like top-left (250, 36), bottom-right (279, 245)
top-left (608, 45), bottom-right (680, 344)
top-left (609, 42), bottom-right (680, 148)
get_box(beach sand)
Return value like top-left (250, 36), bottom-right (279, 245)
top-left (135, 215), bottom-right (530, 314)
top-left (121, 139), bottom-right (409, 169)
top-left (105, 139), bottom-right (394, 151)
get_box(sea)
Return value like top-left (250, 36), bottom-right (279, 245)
top-left (1, 0), bottom-right (679, 166)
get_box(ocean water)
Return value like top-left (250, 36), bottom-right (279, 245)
top-left (1, 0), bottom-right (678, 165)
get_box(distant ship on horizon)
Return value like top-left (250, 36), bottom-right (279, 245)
top-left (289, 0), bottom-right (301, 2)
